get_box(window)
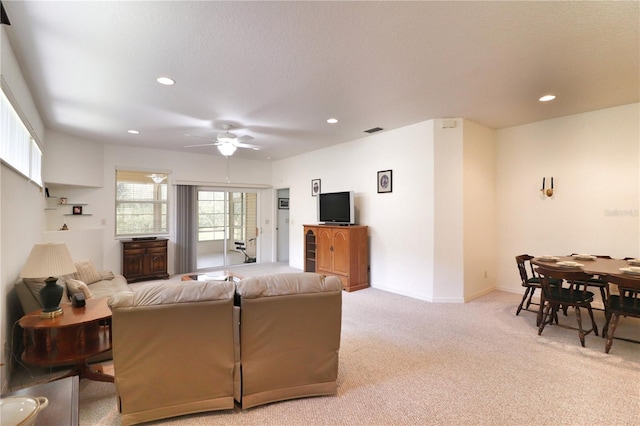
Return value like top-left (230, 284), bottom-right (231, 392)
top-left (232, 192), bottom-right (245, 242)
top-left (198, 191), bottom-right (227, 241)
top-left (116, 170), bottom-right (168, 236)
top-left (1, 89), bottom-right (42, 185)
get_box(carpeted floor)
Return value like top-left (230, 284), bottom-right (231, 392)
top-left (74, 285), bottom-right (639, 425)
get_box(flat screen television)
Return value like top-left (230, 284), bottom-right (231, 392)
top-left (318, 191), bottom-right (355, 224)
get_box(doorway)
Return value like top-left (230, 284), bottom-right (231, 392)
top-left (196, 189), bottom-right (258, 270)
top-left (276, 188), bottom-right (290, 262)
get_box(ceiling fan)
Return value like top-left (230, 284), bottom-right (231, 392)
top-left (184, 124), bottom-right (260, 157)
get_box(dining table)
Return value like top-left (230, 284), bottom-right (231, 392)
top-left (530, 255), bottom-right (640, 276)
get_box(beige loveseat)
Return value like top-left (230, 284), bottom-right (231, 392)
top-left (15, 259), bottom-right (130, 315)
top-left (108, 272), bottom-right (342, 425)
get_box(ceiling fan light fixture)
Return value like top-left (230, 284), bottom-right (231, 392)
top-left (148, 174), bottom-right (167, 184)
top-left (217, 143), bottom-right (237, 157)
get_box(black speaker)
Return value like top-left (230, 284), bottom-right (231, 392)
top-left (71, 293), bottom-right (86, 308)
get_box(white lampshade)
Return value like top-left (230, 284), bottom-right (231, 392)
top-left (217, 143), bottom-right (237, 157)
top-left (20, 242), bottom-right (77, 278)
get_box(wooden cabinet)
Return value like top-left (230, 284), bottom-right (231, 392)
top-left (121, 239), bottom-right (169, 283)
top-left (303, 225), bottom-right (369, 292)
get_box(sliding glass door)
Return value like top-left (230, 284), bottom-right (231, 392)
top-left (196, 189), bottom-right (258, 270)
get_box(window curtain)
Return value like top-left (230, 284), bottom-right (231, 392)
top-left (175, 185), bottom-right (197, 274)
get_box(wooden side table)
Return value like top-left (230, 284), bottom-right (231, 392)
top-left (2, 376), bottom-right (79, 426)
top-left (19, 298), bottom-right (114, 383)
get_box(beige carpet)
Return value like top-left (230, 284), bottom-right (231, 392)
top-left (77, 287), bottom-right (640, 425)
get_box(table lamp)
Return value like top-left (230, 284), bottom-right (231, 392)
top-left (20, 242), bottom-right (77, 318)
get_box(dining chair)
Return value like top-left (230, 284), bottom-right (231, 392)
top-left (535, 266), bottom-right (599, 347)
top-left (601, 273), bottom-right (640, 354)
top-left (515, 255), bottom-right (562, 321)
top-left (568, 254), bottom-right (611, 310)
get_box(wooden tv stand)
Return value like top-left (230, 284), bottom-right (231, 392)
top-left (303, 225), bottom-right (369, 292)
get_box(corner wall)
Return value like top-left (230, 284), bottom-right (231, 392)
top-left (273, 119), bottom-right (497, 303)
top-left (463, 120), bottom-right (497, 301)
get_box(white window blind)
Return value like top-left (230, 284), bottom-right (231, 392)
top-left (1, 89), bottom-right (41, 185)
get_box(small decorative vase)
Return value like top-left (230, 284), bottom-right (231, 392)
top-left (39, 277), bottom-right (64, 318)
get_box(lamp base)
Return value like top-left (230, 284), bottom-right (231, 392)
top-left (39, 277), bottom-right (65, 319)
top-left (40, 307), bottom-right (64, 319)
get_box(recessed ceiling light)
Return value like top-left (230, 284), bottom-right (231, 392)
top-left (539, 94), bottom-right (556, 102)
top-left (128, 130), bottom-right (139, 134)
top-left (156, 76), bottom-right (175, 86)
top-left (327, 118), bottom-right (338, 124)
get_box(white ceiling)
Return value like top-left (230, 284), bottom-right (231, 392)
top-left (3, 1), bottom-right (639, 161)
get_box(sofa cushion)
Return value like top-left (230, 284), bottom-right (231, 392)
top-left (87, 274), bottom-right (130, 300)
top-left (73, 259), bottom-right (102, 284)
top-left (66, 279), bottom-right (93, 299)
top-left (236, 273), bottom-right (342, 299)
top-left (109, 280), bottom-right (235, 308)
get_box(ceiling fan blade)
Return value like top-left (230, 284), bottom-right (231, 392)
top-left (184, 142), bottom-right (218, 148)
top-left (237, 135), bottom-right (254, 143)
top-left (184, 133), bottom-right (214, 141)
top-left (235, 142), bottom-right (261, 150)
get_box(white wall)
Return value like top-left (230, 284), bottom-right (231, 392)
top-left (28, 129), bottom-right (276, 275)
top-left (1, 27), bottom-right (47, 392)
top-left (495, 103), bottom-right (640, 293)
top-left (274, 120), bottom-right (440, 301)
top-left (0, 166), bottom-right (46, 392)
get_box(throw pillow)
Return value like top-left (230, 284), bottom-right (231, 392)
top-left (66, 279), bottom-right (93, 299)
top-left (100, 270), bottom-right (115, 280)
top-left (74, 260), bottom-right (102, 284)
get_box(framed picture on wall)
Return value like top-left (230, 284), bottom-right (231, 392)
top-left (377, 170), bottom-right (392, 193)
top-left (278, 198), bottom-right (289, 209)
top-left (311, 179), bottom-right (321, 196)
top-left (72, 205), bottom-right (83, 215)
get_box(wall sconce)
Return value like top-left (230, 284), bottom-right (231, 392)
top-left (540, 177), bottom-right (554, 197)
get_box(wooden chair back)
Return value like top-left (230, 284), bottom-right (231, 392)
top-left (603, 273), bottom-right (640, 313)
top-left (515, 254), bottom-right (536, 285)
top-left (535, 266), bottom-right (594, 300)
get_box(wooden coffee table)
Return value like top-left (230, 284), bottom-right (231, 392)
top-left (182, 271), bottom-right (243, 282)
top-left (18, 298), bottom-right (114, 383)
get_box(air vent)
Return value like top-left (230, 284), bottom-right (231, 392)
top-left (364, 127), bottom-right (384, 134)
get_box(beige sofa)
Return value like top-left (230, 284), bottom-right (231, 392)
top-left (15, 261), bottom-right (130, 315)
top-left (108, 272), bottom-right (342, 425)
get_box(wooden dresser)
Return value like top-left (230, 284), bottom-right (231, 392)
top-left (303, 225), bottom-right (369, 292)
top-left (121, 238), bottom-right (169, 283)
